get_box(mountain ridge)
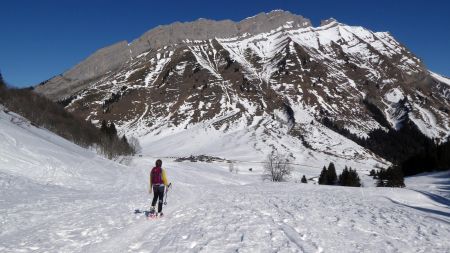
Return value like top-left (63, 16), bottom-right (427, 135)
top-left (34, 11), bottom-right (326, 99)
top-left (34, 10), bottom-right (450, 167)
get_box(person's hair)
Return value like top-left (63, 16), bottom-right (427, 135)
top-left (156, 159), bottom-right (162, 167)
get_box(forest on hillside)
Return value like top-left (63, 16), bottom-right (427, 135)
top-left (0, 73), bottom-right (138, 159)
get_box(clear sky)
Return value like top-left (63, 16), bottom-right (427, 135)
top-left (1, 0), bottom-right (449, 87)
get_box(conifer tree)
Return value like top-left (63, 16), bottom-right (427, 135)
top-left (386, 165), bottom-right (405, 187)
top-left (121, 135), bottom-right (128, 145)
top-left (0, 71), bottom-right (6, 91)
top-left (376, 168), bottom-right (386, 187)
top-left (338, 166), bottom-right (361, 187)
top-left (100, 120), bottom-right (108, 134)
top-left (318, 166), bottom-right (328, 185)
top-left (338, 166), bottom-right (349, 186)
top-left (301, 175), bottom-right (307, 183)
top-left (387, 166), bottom-right (404, 187)
top-left (327, 162), bottom-right (337, 185)
top-left (377, 166), bottom-right (405, 187)
top-left (109, 122), bottom-right (117, 137)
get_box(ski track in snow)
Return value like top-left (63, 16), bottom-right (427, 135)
top-left (1, 109), bottom-right (450, 252)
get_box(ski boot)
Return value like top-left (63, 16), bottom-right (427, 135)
top-left (146, 206), bottom-right (156, 218)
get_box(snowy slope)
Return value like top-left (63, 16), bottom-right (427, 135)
top-left (1, 106), bottom-right (450, 252)
top-left (137, 108), bottom-right (386, 174)
top-left (0, 108), bottom-right (134, 191)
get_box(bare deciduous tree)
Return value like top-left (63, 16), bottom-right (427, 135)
top-left (228, 162), bottom-right (234, 173)
top-left (263, 152), bottom-right (293, 182)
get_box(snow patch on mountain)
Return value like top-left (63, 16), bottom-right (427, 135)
top-left (144, 51), bottom-right (173, 87)
top-left (385, 88), bottom-right (405, 103)
top-left (430, 71), bottom-right (450, 86)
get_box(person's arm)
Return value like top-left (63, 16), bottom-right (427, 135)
top-left (149, 170), bottom-right (152, 193)
top-left (162, 169), bottom-right (169, 186)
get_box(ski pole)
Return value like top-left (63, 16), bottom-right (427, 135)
top-left (164, 183), bottom-right (172, 205)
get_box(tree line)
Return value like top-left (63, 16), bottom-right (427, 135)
top-left (318, 162), bottom-right (361, 187)
top-left (264, 155), bottom-right (405, 188)
top-left (369, 166), bottom-right (405, 187)
top-left (321, 99), bottom-right (450, 176)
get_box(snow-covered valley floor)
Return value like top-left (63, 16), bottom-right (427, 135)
top-left (1, 110), bottom-right (450, 253)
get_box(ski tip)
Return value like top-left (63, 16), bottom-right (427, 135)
top-left (145, 213), bottom-right (164, 220)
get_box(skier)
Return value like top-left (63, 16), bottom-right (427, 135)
top-left (149, 159), bottom-right (169, 216)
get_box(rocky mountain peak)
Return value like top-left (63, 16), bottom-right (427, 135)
top-left (129, 10), bottom-right (311, 56)
top-left (35, 10), bottom-right (313, 99)
top-left (320, 18), bottom-right (338, 26)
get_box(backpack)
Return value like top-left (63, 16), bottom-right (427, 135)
top-left (151, 167), bottom-right (163, 185)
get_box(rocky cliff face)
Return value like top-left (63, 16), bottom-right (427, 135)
top-left (35, 10), bottom-right (450, 165)
top-left (36, 11), bottom-right (311, 100)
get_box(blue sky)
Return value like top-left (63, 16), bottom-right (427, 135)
top-left (1, 0), bottom-right (449, 87)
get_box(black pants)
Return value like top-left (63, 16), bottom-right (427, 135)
top-left (151, 185), bottom-right (165, 212)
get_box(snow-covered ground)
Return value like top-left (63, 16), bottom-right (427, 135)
top-left (135, 105), bottom-right (388, 180)
top-left (1, 108), bottom-right (450, 252)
